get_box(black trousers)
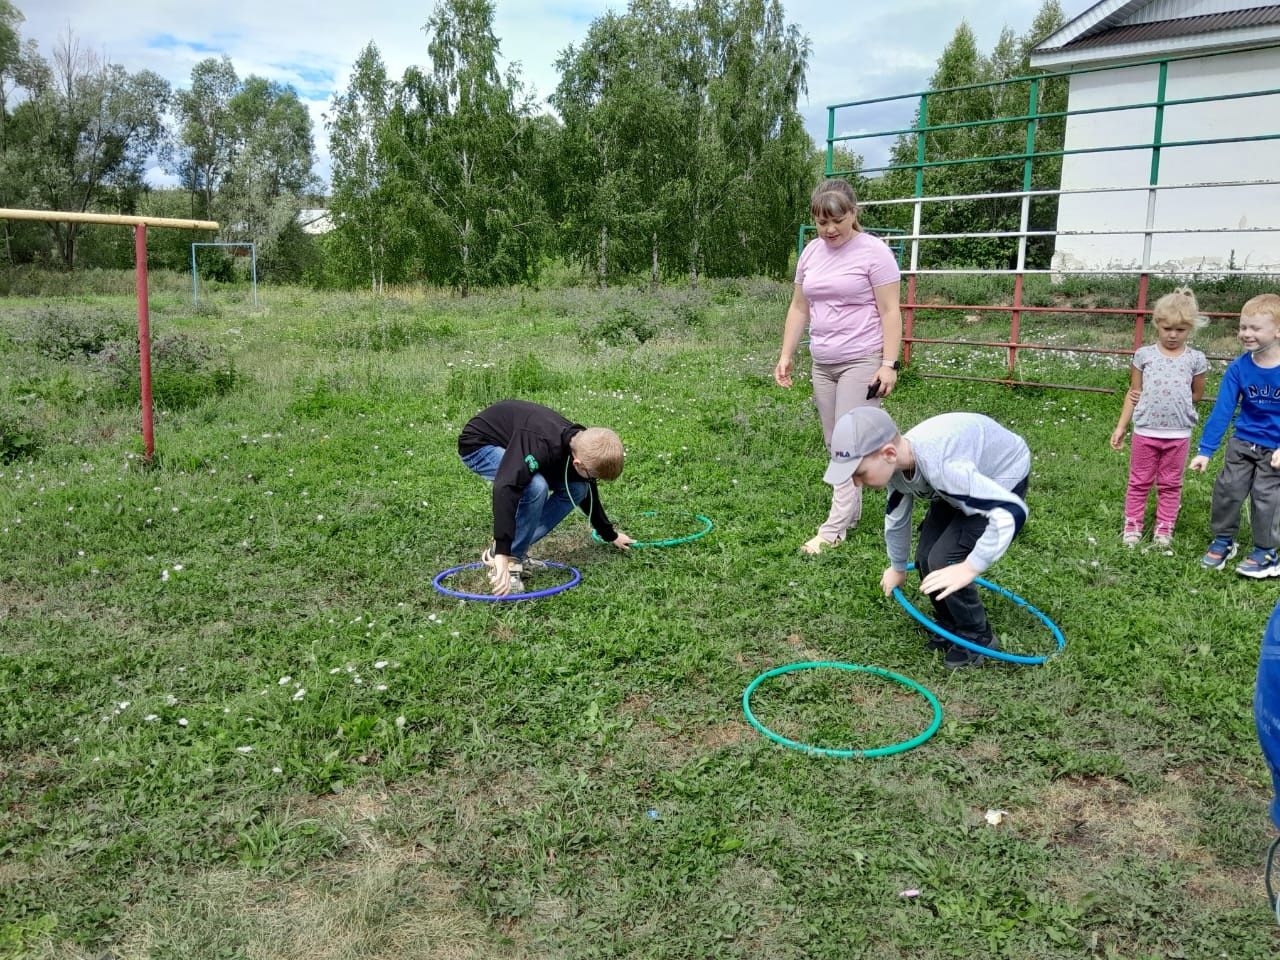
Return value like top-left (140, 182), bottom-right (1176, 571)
top-left (915, 477), bottom-right (1029, 644)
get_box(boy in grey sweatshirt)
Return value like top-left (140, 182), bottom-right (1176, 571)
top-left (824, 408), bottom-right (1031, 669)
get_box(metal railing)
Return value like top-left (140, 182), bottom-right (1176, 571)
top-left (820, 41), bottom-right (1280, 389)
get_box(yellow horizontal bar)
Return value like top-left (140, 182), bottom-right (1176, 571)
top-left (0, 208), bottom-right (219, 230)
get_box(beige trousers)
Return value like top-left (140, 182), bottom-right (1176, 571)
top-left (811, 355), bottom-right (883, 542)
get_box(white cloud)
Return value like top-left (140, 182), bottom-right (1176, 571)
top-left (23, 0), bottom-right (1056, 187)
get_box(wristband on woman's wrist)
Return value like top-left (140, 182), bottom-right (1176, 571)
top-left (881, 359), bottom-right (901, 370)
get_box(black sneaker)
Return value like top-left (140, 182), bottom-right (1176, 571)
top-left (944, 637), bottom-right (1001, 670)
top-left (920, 615), bottom-right (960, 652)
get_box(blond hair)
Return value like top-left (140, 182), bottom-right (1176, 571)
top-left (1243, 293), bottom-right (1280, 326)
top-left (572, 427), bottom-right (624, 481)
top-left (1151, 286), bottom-right (1206, 331)
top-left (810, 179), bottom-right (861, 232)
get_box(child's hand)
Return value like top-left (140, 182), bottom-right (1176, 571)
top-left (488, 555), bottom-right (514, 595)
top-left (1109, 428), bottom-right (1125, 450)
top-left (920, 561), bottom-right (978, 602)
top-left (1272, 449), bottom-right (1280, 470)
top-left (1126, 388), bottom-right (1141, 405)
top-left (880, 567), bottom-right (907, 596)
top-left (612, 532), bottom-right (635, 550)
top-left (1189, 455), bottom-right (1210, 473)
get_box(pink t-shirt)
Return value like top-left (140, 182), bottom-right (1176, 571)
top-left (795, 231), bottom-right (901, 364)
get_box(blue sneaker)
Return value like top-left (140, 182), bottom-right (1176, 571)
top-left (1238, 547), bottom-right (1280, 579)
top-left (1200, 537), bottom-right (1237, 570)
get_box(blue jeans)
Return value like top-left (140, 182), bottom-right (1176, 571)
top-left (460, 445), bottom-right (589, 560)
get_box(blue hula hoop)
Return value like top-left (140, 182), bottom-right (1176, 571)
top-left (591, 511), bottom-right (714, 549)
top-left (892, 562), bottom-right (1065, 666)
top-left (742, 660), bottom-right (942, 759)
top-left (432, 561), bottom-right (581, 602)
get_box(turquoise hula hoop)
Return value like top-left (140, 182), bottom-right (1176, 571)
top-left (742, 661), bottom-right (942, 759)
top-left (591, 511), bottom-right (714, 549)
top-left (892, 562), bottom-right (1065, 666)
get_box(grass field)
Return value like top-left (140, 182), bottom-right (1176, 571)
top-left (1, 274), bottom-right (1278, 959)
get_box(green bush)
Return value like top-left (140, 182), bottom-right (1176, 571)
top-left (97, 333), bottom-right (240, 410)
top-left (9, 305), bottom-right (133, 360)
top-left (0, 402), bottom-right (42, 462)
top-left (579, 306), bottom-right (657, 346)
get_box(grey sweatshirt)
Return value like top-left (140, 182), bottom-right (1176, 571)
top-left (885, 412), bottom-right (1031, 574)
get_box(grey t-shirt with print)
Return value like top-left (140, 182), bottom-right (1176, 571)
top-left (1132, 344), bottom-right (1209, 438)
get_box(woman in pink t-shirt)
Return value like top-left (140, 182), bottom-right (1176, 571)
top-left (774, 179), bottom-right (903, 554)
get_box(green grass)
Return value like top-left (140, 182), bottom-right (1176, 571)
top-left (0, 275), bottom-right (1277, 959)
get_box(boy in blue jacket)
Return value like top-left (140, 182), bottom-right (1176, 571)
top-left (1190, 294), bottom-right (1280, 578)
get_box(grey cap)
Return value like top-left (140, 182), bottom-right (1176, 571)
top-left (823, 407), bottom-right (898, 485)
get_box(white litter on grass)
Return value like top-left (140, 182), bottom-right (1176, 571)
top-left (985, 809), bottom-right (1009, 827)
top-left (898, 889), bottom-right (921, 898)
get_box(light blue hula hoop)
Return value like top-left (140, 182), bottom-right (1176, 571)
top-left (892, 562), bottom-right (1065, 666)
top-left (590, 511), bottom-right (714, 549)
top-left (742, 661), bottom-right (942, 759)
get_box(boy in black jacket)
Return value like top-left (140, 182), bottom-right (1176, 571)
top-left (458, 399), bottom-right (634, 595)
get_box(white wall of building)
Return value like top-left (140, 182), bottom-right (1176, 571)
top-left (1052, 47), bottom-right (1280, 272)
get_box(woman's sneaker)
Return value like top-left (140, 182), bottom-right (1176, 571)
top-left (1237, 547), bottom-right (1280, 579)
top-left (1200, 537), bottom-right (1237, 570)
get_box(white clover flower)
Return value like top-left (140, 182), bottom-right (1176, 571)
top-left (395, 716), bottom-right (406, 730)
top-left (272, 766), bottom-right (283, 774)
top-left (144, 713), bottom-right (159, 721)
top-left (164, 695), bottom-right (178, 706)
top-left (173, 564), bottom-right (183, 571)
top-left (160, 569), bottom-right (170, 581)
top-left (374, 660), bottom-right (388, 669)
top-left (375, 684), bottom-right (388, 692)
top-left (235, 746), bottom-right (253, 754)
top-left (292, 688), bottom-right (305, 701)
top-left (177, 717), bottom-right (189, 727)
top-left (278, 676), bottom-right (291, 685)
top-left (329, 667), bottom-right (341, 675)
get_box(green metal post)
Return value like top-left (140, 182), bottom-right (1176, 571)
top-left (826, 107), bottom-right (836, 176)
top-left (1009, 78), bottom-right (1040, 378)
top-left (1136, 61), bottom-right (1169, 351)
top-left (904, 94), bottom-right (928, 366)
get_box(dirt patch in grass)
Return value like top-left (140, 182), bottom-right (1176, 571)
top-left (106, 788), bottom-right (512, 960)
top-left (1020, 774), bottom-right (1261, 912)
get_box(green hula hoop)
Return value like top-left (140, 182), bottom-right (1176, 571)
top-left (591, 511), bottom-right (714, 549)
top-left (742, 661), bottom-right (943, 759)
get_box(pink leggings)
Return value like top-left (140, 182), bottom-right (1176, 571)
top-left (1125, 434), bottom-right (1190, 534)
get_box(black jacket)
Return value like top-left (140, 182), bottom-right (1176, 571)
top-left (458, 399), bottom-right (618, 555)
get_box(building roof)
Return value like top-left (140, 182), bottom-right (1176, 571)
top-left (1031, 0), bottom-right (1280, 67)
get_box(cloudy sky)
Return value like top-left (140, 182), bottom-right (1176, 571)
top-left (19, 0), bottom-right (1066, 188)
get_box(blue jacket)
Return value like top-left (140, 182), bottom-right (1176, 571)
top-left (1198, 353), bottom-right (1280, 457)
top-left (1256, 600), bottom-right (1280, 830)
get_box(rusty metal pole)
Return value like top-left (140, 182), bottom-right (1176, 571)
top-left (135, 223), bottom-right (155, 462)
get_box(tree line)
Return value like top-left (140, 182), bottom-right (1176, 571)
top-left (0, 0), bottom-right (1066, 290)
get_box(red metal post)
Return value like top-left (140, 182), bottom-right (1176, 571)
top-left (1009, 273), bottom-right (1024, 379)
top-left (1133, 273), bottom-right (1149, 352)
top-left (903, 274), bottom-right (916, 366)
top-left (135, 223), bottom-right (155, 462)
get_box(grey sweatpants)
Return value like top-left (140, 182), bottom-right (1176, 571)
top-left (811, 355), bottom-right (882, 542)
top-left (1211, 436), bottom-right (1280, 549)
